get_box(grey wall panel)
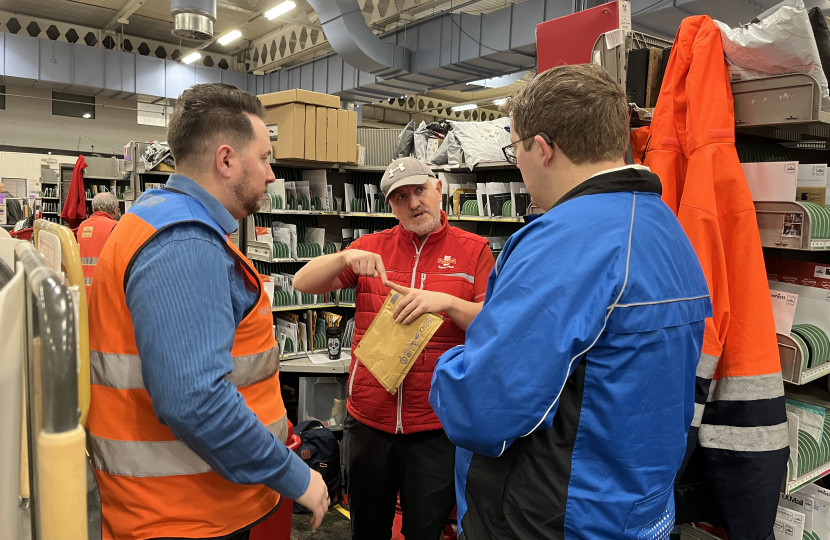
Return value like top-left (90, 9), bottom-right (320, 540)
top-left (342, 63), bottom-right (356, 92)
top-left (165, 60), bottom-right (195, 99)
top-left (511, 0), bottom-right (545, 51)
top-left (121, 52), bottom-right (136, 96)
top-left (220, 69), bottom-right (247, 91)
top-left (278, 70), bottom-right (288, 91)
top-left (481, 8), bottom-right (511, 54)
top-left (458, 13), bottom-right (482, 63)
top-left (73, 46), bottom-right (105, 91)
top-left (0, 34), bottom-right (5, 77)
top-left (288, 67), bottom-right (299, 90)
top-left (39, 40), bottom-right (72, 87)
top-left (313, 59), bottom-right (327, 94)
top-left (544, 0), bottom-right (573, 21)
top-left (247, 73), bottom-right (257, 94)
top-left (357, 70), bottom-right (375, 89)
top-left (194, 65), bottom-right (221, 85)
top-left (439, 17), bottom-right (454, 67)
top-left (135, 55), bottom-right (166, 98)
top-left (255, 74), bottom-right (264, 95)
top-left (300, 63), bottom-right (314, 90)
top-left (5, 34), bottom-right (39, 81)
top-left (103, 49), bottom-right (122, 93)
top-left (327, 57), bottom-right (343, 94)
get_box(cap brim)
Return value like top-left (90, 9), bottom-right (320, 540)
top-left (384, 174), bottom-right (435, 203)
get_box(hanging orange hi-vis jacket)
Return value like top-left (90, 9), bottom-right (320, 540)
top-left (87, 190), bottom-right (286, 540)
top-left (631, 15), bottom-right (788, 539)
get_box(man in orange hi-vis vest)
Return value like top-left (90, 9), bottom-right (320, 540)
top-left (87, 84), bottom-right (329, 540)
top-left (78, 192), bottom-right (119, 297)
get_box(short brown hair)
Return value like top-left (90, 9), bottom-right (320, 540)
top-left (167, 83), bottom-right (266, 169)
top-left (504, 64), bottom-right (629, 164)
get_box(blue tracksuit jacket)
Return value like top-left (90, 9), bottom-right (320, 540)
top-left (430, 166), bottom-right (712, 540)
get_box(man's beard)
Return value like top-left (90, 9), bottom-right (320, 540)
top-left (402, 207), bottom-right (440, 236)
top-left (237, 163), bottom-right (264, 217)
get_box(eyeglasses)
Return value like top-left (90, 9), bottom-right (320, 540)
top-left (501, 132), bottom-right (553, 164)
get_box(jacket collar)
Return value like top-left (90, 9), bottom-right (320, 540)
top-left (552, 165), bottom-right (662, 209)
top-left (395, 210), bottom-right (449, 248)
top-left (164, 174), bottom-right (239, 235)
top-left (91, 211), bottom-right (115, 221)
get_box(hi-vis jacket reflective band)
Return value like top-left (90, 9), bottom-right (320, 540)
top-left (87, 190), bottom-right (286, 540)
top-left (78, 212), bottom-right (117, 297)
top-left (631, 15), bottom-right (788, 539)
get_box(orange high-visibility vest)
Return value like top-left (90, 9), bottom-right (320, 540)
top-left (78, 211), bottom-right (117, 297)
top-left (87, 189), bottom-right (285, 540)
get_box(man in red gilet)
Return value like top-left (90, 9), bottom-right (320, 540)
top-left (294, 157), bottom-right (495, 540)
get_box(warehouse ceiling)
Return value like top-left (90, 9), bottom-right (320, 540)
top-left (0, 0), bottom-right (523, 65)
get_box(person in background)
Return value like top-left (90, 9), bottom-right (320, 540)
top-left (86, 83), bottom-right (328, 540)
top-left (78, 192), bottom-right (119, 297)
top-left (293, 157), bottom-right (495, 540)
top-left (0, 182), bottom-right (22, 227)
top-left (429, 64), bottom-right (713, 539)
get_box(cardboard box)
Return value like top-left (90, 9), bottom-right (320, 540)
top-left (347, 110), bottom-right (358, 162)
top-left (305, 106), bottom-right (316, 161)
top-left (316, 107), bottom-right (328, 161)
top-left (259, 89), bottom-right (340, 109)
top-left (742, 161), bottom-right (798, 202)
top-left (337, 109), bottom-right (349, 163)
top-left (265, 103), bottom-right (305, 160)
top-left (327, 109), bottom-right (338, 162)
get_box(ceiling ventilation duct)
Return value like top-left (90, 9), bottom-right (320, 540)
top-left (171, 0), bottom-right (216, 41)
top-left (306, 0), bottom-right (411, 78)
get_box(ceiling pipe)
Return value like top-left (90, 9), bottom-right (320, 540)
top-left (305, 0), bottom-right (411, 78)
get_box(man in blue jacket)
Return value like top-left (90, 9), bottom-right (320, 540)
top-left (430, 64), bottom-right (713, 539)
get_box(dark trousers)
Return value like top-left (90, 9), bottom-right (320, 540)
top-left (345, 414), bottom-right (456, 540)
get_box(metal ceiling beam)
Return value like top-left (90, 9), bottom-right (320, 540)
top-left (104, 0), bottom-right (149, 31)
top-left (370, 0), bottom-right (481, 31)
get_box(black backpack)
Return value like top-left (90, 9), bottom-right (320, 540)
top-left (293, 420), bottom-right (342, 513)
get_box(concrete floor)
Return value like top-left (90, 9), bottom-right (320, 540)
top-left (291, 509), bottom-right (351, 540)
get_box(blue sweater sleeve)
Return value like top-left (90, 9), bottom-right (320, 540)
top-left (429, 222), bottom-right (625, 457)
top-left (126, 224), bottom-right (310, 499)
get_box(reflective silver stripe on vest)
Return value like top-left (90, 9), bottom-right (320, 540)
top-left (90, 350), bottom-right (144, 389)
top-left (707, 373), bottom-right (785, 403)
top-left (90, 345), bottom-right (280, 390)
top-left (81, 257), bottom-right (98, 265)
top-left (89, 415), bottom-right (288, 477)
top-left (227, 347), bottom-right (280, 387)
top-left (442, 272), bottom-right (474, 283)
top-left (698, 422), bottom-right (789, 452)
top-left (696, 353), bottom-right (718, 379)
top-left (84, 277), bottom-right (93, 286)
top-left (691, 402), bottom-right (705, 428)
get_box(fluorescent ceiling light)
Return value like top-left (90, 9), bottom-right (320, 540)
top-left (182, 52), bottom-right (201, 64)
top-left (265, 1), bottom-right (296, 20)
top-left (218, 30), bottom-right (242, 46)
top-left (82, 113), bottom-right (92, 119)
top-left (452, 103), bottom-right (477, 112)
top-left (493, 98), bottom-right (508, 106)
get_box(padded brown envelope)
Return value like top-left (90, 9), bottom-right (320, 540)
top-left (353, 291), bottom-right (445, 394)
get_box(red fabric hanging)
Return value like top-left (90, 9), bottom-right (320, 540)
top-left (61, 155), bottom-right (87, 229)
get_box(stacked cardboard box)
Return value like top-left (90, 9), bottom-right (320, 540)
top-left (259, 90), bottom-right (359, 164)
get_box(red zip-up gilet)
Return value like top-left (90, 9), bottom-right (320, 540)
top-left (341, 212), bottom-right (492, 434)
